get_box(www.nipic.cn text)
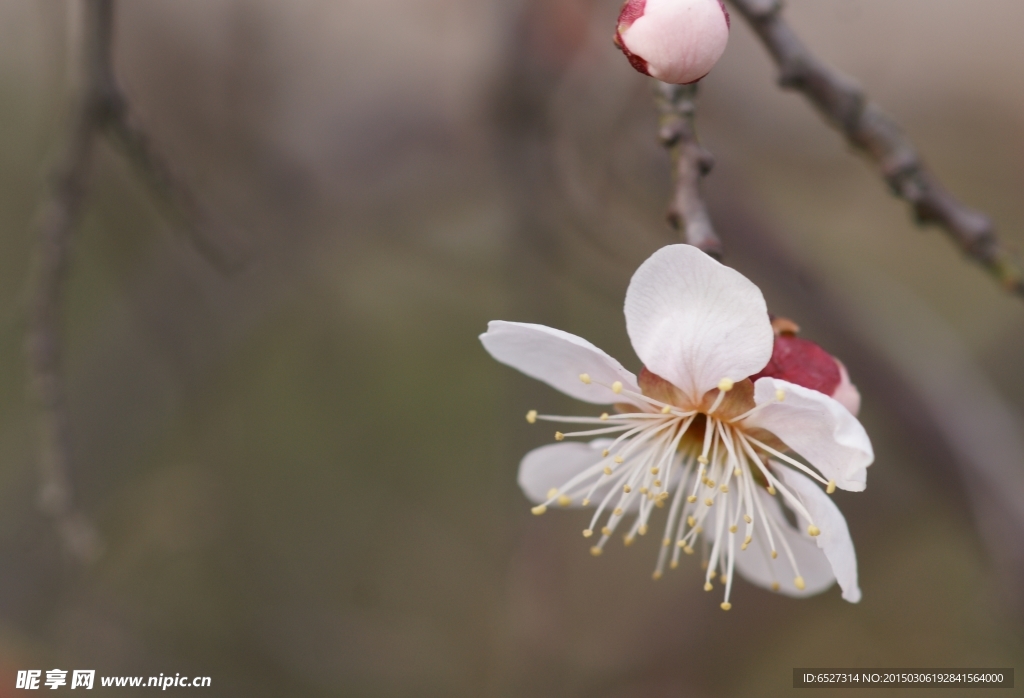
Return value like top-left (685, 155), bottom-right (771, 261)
top-left (16, 670), bottom-right (212, 690)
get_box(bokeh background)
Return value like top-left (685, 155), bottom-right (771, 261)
top-left (1, 0), bottom-right (1023, 696)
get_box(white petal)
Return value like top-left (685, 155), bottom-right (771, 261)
top-left (776, 467), bottom-right (861, 603)
top-left (623, 245), bottom-right (773, 404)
top-left (746, 378), bottom-right (874, 492)
top-left (480, 321), bottom-right (641, 405)
top-left (732, 486), bottom-right (836, 598)
top-left (518, 440), bottom-right (618, 508)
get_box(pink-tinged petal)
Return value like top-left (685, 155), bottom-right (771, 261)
top-left (776, 467), bottom-right (861, 602)
top-left (832, 360), bottom-right (862, 416)
top-left (732, 486), bottom-right (836, 598)
top-left (481, 321), bottom-right (642, 406)
top-left (518, 440), bottom-right (632, 510)
top-left (746, 378), bottom-right (873, 492)
top-left (617, 0), bottom-right (730, 84)
top-left (624, 244), bottom-right (773, 405)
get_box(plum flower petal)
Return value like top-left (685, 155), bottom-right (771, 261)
top-left (744, 378), bottom-right (873, 492)
top-left (624, 245), bottom-right (773, 405)
top-left (776, 466), bottom-right (861, 602)
top-left (519, 439), bottom-right (643, 514)
top-left (729, 479), bottom-right (837, 598)
top-left (480, 321), bottom-right (642, 406)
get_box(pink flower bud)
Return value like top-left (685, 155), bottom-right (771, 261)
top-left (614, 0), bottom-right (730, 84)
top-left (750, 323), bottom-right (862, 416)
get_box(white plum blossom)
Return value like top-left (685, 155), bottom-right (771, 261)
top-left (481, 244), bottom-right (873, 609)
top-left (614, 0), bottom-right (730, 85)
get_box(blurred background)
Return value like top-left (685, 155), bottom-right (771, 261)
top-left (1, 0), bottom-right (1023, 695)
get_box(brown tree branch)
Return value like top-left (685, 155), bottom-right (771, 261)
top-left (25, 0), bottom-right (244, 560)
top-left (728, 0), bottom-right (1024, 297)
top-left (654, 82), bottom-right (723, 258)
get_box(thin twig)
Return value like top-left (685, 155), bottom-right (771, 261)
top-left (654, 82), bottom-right (723, 258)
top-left (25, 0), bottom-right (243, 560)
top-left (25, 0), bottom-right (113, 562)
top-left (729, 0), bottom-right (1024, 297)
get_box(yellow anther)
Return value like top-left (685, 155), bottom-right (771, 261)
top-left (601, 526), bottom-right (612, 536)
top-left (734, 468), bottom-right (742, 477)
top-left (720, 485), bottom-right (729, 493)
top-left (767, 485), bottom-right (777, 495)
top-left (743, 535), bottom-right (752, 546)
top-left (743, 514), bottom-right (752, 524)
top-left (547, 488), bottom-right (559, 499)
top-left (526, 410), bottom-right (537, 424)
top-left (687, 516), bottom-right (696, 527)
top-left (697, 455), bottom-right (709, 464)
top-left (638, 524), bottom-right (648, 536)
top-left (808, 525), bottom-right (821, 537)
top-left (554, 432), bottom-right (564, 441)
top-left (729, 525), bottom-right (737, 533)
top-left (650, 467), bottom-right (660, 475)
top-left (704, 582), bottom-right (713, 592)
top-left (581, 498), bottom-right (590, 506)
top-left (579, 373), bottom-right (592, 384)
top-left (701, 561), bottom-right (709, 570)
top-left (720, 602), bottom-right (732, 611)
top-left (582, 529), bottom-right (593, 538)
top-left (655, 498), bottom-right (666, 508)
top-left (687, 495), bottom-right (697, 503)
top-left (794, 576), bottom-right (806, 590)
top-left (623, 536), bottom-right (635, 547)
top-left (652, 571), bottom-right (662, 580)
top-left (775, 388), bottom-right (786, 402)
top-left (670, 560), bottom-right (679, 569)
top-left (623, 485), bottom-right (632, 494)
top-left (653, 480), bottom-right (662, 488)
top-left (531, 505), bottom-right (547, 515)
top-left (684, 545), bottom-right (694, 555)
top-left (707, 479), bottom-right (716, 488)
top-left (600, 413), bottom-right (609, 421)
top-left (558, 495), bottom-right (571, 507)
top-left (639, 487), bottom-right (648, 495)
top-left (826, 480), bottom-right (836, 494)
top-left (663, 538), bottom-right (672, 547)
top-left (701, 477), bottom-right (709, 486)
top-left (614, 455), bottom-right (624, 464)
top-left (612, 381), bottom-right (623, 394)
top-left (661, 405), bottom-right (672, 414)
top-left (603, 467), bottom-right (612, 476)
top-left (770, 550), bottom-right (778, 559)
top-left (705, 498), bottom-right (714, 507)
top-left (718, 377), bottom-right (735, 392)
top-left (602, 449), bottom-right (610, 457)
top-left (613, 507), bottom-right (623, 517)
top-left (590, 546), bottom-right (603, 557)
top-left (709, 570), bottom-right (717, 579)
top-left (770, 582), bottom-right (780, 592)
top-left (695, 526), bottom-right (703, 533)
top-left (740, 542), bottom-right (748, 551)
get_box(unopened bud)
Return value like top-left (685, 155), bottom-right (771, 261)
top-left (614, 0), bottom-right (730, 85)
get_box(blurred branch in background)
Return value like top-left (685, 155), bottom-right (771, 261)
top-left (654, 82), bottom-right (722, 258)
top-left (24, 0), bottom-right (245, 561)
top-left (729, 0), bottom-right (1024, 299)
